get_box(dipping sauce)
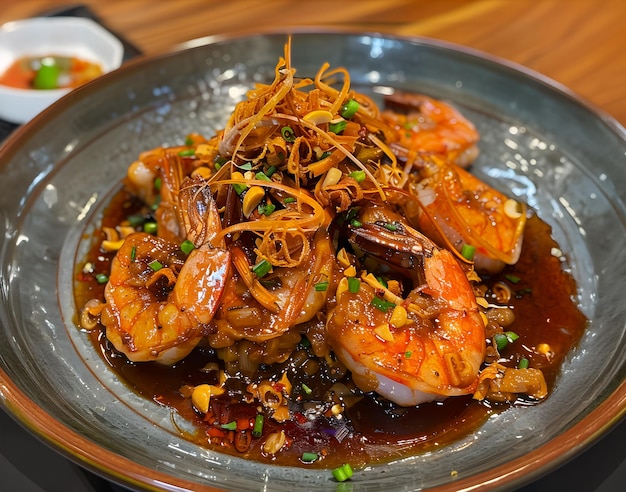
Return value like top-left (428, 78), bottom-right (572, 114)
top-left (0, 55), bottom-right (103, 90)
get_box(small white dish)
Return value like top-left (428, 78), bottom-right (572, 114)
top-left (0, 17), bottom-right (124, 124)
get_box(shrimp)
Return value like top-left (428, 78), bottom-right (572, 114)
top-left (406, 159), bottom-right (527, 273)
top-left (101, 172), bottom-right (230, 364)
top-left (326, 204), bottom-right (485, 406)
top-left (382, 92), bottom-right (480, 168)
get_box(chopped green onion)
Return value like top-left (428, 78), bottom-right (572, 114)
top-left (341, 99), bottom-right (360, 119)
top-left (299, 336), bottom-right (311, 348)
top-left (237, 162), bottom-right (253, 171)
top-left (301, 452), bottom-right (318, 462)
top-left (281, 126), bottom-right (296, 142)
top-left (151, 194), bottom-right (161, 210)
top-left (130, 245), bottom-right (137, 262)
top-left (143, 222), bottom-right (158, 234)
top-left (329, 120), bottom-right (347, 134)
top-left (153, 177), bottom-right (162, 191)
top-left (405, 351), bottom-right (413, 359)
top-left (95, 273), bottom-right (109, 284)
top-left (252, 414), bottom-right (264, 437)
top-left (283, 197), bottom-right (296, 204)
top-left (348, 170), bottom-right (366, 183)
top-left (505, 274), bottom-right (521, 283)
top-left (180, 239), bottom-right (195, 255)
top-left (233, 183), bottom-right (248, 195)
top-left (33, 60), bottom-right (60, 90)
top-left (350, 219), bottom-right (362, 228)
top-left (148, 259), bottom-right (163, 271)
top-left (302, 383), bottom-right (313, 395)
top-left (383, 222), bottom-right (399, 232)
top-left (266, 166), bottom-right (277, 177)
top-left (221, 421), bottom-right (237, 431)
top-left (255, 171), bottom-right (272, 182)
top-left (494, 331), bottom-right (519, 352)
top-left (461, 243), bottom-right (476, 261)
top-left (178, 148), bottom-right (195, 157)
top-left (371, 296), bottom-right (396, 313)
top-left (214, 156), bottom-right (227, 170)
top-left (258, 203), bottom-right (276, 216)
top-left (185, 135), bottom-right (194, 146)
top-left (314, 281), bottom-right (329, 291)
top-left (347, 277), bottom-right (360, 293)
top-left (127, 214), bottom-right (145, 227)
top-left (518, 357), bottom-right (530, 369)
top-left (376, 276), bottom-right (388, 288)
top-left (319, 150), bottom-right (332, 160)
top-left (252, 259), bottom-right (272, 278)
top-left (332, 463), bottom-right (354, 482)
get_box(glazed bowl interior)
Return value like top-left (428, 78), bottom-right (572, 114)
top-left (0, 32), bottom-right (625, 491)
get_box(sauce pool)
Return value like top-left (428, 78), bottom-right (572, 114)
top-left (74, 188), bottom-right (587, 469)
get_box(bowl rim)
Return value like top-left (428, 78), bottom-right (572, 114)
top-left (0, 28), bottom-right (625, 491)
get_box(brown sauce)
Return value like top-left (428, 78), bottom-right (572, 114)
top-left (74, 189), bottom-right (587, 469)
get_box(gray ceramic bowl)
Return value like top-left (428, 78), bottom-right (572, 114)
top-left (1, 32), bottom-right (625, 491)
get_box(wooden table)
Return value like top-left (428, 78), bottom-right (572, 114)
top-left (2, 0), bottom-right (625, 126)
top-left (1, 1), bottom-right (625, 491)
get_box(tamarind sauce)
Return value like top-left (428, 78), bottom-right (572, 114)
top-left (74, 188), bottom-right (587, 469)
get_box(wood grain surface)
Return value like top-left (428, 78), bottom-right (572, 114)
top-left (2, 0), bottom-right (625, 125)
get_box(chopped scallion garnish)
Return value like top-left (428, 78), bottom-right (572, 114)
top-left (383, 222), bottom-right (398, 232)
top-left (143, 222), bottom-right (158, 234)
top-left (252, 259), bottom-right (271, 278)
top-left (505, 274), bottom-right (521, 283)
top-left (302, 383), bottom-right (313, 395)
top-left (350, 219), bottom-right (362, 228)
top-left (185, 135), bottom-right (194, 146)
top-left (281, 125), bottom-right (296, 142)
top-left (233, 183), bottom-right (247, 195)
top-left (405, 351), bottom-right (412, 359)
top-left (329, 120), bottom-right (347, 134)
top-left (221, 421), bottom-right (237, 431)
top-left (341, 99), bottom-right (359, 119)
top-left (127, 214), bottom-right (145, 227)
top-left (518, 357), bottom-right (530, 369)
top-left (95, 273), bottom-right (109, 284)
top-left (347, 277), bottom-right (360, 293)
top-left (371, 296), bottom-right (396, 313)
top-left (348, 170), bottom-right (366, 183)
top-left (494, 331), bottom-right (519, 352)
top-left (266, 165), bottom-right (277, 177)
top-left (461, 243), bottom-right (476, 261)
top-left (252, 414), bottom-right (264, 437)
top-left (178, 148), bottom-right (195, 157)
top-left (301, 452), bottom-right (319, 462)
top-left (314, 281), bottom-right (329, 291)
top-left (332, 463), bottom-right (354, 482)
top-left (258, 203), bottom-right (276, 216)
top-left (148, 259), bottom-right (163, 271)
top-left (283, 197), bottom-right (296, 204)
top-left (154, 177), bottom-right (162, 191)
top-left (130, 245), bottom-right (136, 262)
top-left (180, 239), bottom-right (195, 255)
top-left (255, 171), bottom-right (271, 182)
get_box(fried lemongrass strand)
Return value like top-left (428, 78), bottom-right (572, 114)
top-left (213, 179), bottom-right (326, 242)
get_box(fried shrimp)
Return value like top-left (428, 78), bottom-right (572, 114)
top-left (101, 170), bottom-right (230, 364)
top-left (327, 204), bottom-right (485, 405)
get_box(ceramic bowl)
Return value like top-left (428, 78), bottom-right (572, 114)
top-left (0, 16), bottom-right (123, 124)
top-left (0, 32), bottom-right (625, 491)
